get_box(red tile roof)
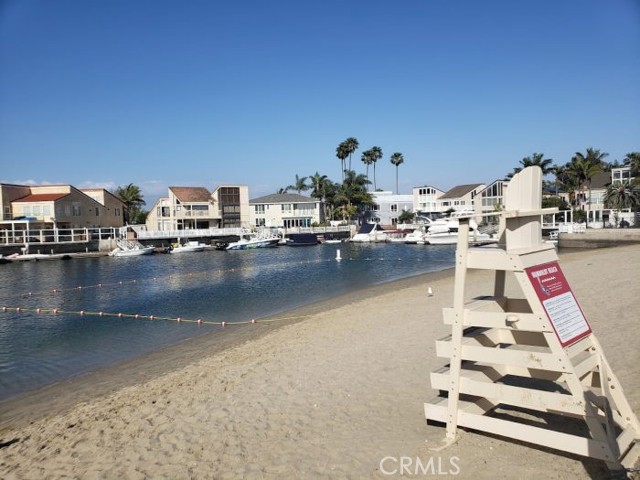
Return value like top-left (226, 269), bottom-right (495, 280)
top-left (13, 193), bottom-right (69, 203)
top-left (169, 187), bottom-right (212, 203)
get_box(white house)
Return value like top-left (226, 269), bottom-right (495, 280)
top-left (249, 193), bottom-right (322, 228)
top-left (365, 191), bottom-right (414, 225)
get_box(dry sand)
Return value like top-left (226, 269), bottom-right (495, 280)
top-left (0, 244), bottom-right (639, 479)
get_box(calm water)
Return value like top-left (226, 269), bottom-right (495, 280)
top-left (0, 242), bottom-right (455, 401)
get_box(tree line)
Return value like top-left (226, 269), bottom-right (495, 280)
top-left (115, 142), bottom-right (639, 227)
top-left (505, 149), bottom-right (640, 219)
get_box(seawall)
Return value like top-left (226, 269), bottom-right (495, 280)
top-left (559, 228), bottom-right (640, 248)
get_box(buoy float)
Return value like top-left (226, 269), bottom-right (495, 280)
top-left (251, 319), bottom-right (256, 324)
top-left (197, 319), bottom-right (202, 324)
top-left (221, 321), bottom-right (226, 327)
top-left (427, 287), bottom-right (434, 296)
top-left (149, 315), bottom-right (154, 320)
top-left (118, 313), bottom-right (123, 318)
top-left (80, 310), bottom-right (84, 315)
top-left (135, 314), bottom-right (140, 319)
top-left (336, 249), bottom-right (342, 261)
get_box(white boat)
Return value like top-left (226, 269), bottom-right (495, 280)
top-left (350, 223), bottom-right (388, 243)
top-left (404, 227), bottom-right (427, 244)
top-left (226, 231), bottom-right (280, 250)
top-left (424, 215), bottom-right (494, 245)
top-left (110, 238), bottom-right (155, 257)
top-left (385, 230), bottom-right (412, 243)
top-left (169, 240), bottom-right (206, 253)
top-left (110, 246), bottom-right (154, 257)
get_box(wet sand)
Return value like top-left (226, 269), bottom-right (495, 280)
top-left (0, 245), bottom-right (638, 479)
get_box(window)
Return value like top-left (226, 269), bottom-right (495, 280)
top-left (43, 206), bottom-right (51, 216)
top-left (371, 204), bottom-right (380, 211)
top-left (281, 204), bottom-right (292, 213)
top-left (391, 204), bottom-right (398, 212)
top-left (115, 207), bottom-right (121, 217)
top-left (72, 204), bottom-right (81, 216)
top-left (33, 205), bottom-right (41, 216)
top-left (255, 205), bottom-right (265, 214)
top-left (23, 206), bottom-right (31, 216)
top-left (255, 218), bottom-right (266, 227)
top-left (95, 208), bottom-right (100, 216)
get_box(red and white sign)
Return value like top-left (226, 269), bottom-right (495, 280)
top-left (525, 261), bottom-right (592, 347)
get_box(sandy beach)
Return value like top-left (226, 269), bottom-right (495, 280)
top-left (1, 244), bottom-right (639, 479)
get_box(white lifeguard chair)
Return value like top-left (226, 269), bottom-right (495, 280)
top-left (424, 166), bottom-right (640, 471)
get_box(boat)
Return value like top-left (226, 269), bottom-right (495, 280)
top-left (226, 230), bottom-right (281, 250)
top-left (286, 233), bottom-right (319, 246)
top-left (169, 240), bottom-right (206, 253)
top-left (110, 245), bottom-right (154, 257)
top-left (350, 223), bottom-right (388, 243)
top-left (423, 214), bottom-right (494, 245)
top-left (404, 227), bottom-right (427, 244)
top-left (110, 239), bottom-right (154, 257)
top-left (385, 229), bottom-right (412, 243)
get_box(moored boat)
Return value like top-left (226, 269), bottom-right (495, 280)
top-left (226, 230), bottom-right (281, 250)
top-left (169, 240), bottom-right (206, 253)
top-left (286, 233), bottom-right (319, 246)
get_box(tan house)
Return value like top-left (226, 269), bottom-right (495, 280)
top-left (146, 184), bottom-right (250, 231)
top-left (0, 183), bottom-right (124, 228)
top-left (437, 183), bottom-right (486, 213)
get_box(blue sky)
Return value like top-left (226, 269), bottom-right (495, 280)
top-left (1, 0), bottom-right (639, 207)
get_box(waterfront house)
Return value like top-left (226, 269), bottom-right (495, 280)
top-left (574, 166), bottom-right (636, 227)
top-left (474, 179), bottom-right (509, 224)
top-left (437, 183), bottom-right (486, 214)
top-left (364, 191), bottom-right (414, 226)
top-left (412, 185), bottom-right (445, 216)
top-left (0, 183), bottom-right (124, 229)
top-left (249, 193), bottom-right (322, 228)
top-left (146, 185), bottom-right (250, 232)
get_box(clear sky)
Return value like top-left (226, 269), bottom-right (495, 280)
top-left (1, 0), bottom-right (639, 207)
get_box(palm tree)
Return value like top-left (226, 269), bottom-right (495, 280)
top-left (571, 150), bottom-right (605, 222)
top-left (361, 150), bottom-right (373, 188)
top-left (344, 137), bottom-right (359, 172)
top-left (287, 174), bottom-right (310, 194)
top-left (335, 142), bottom-right (349, 182)
top-left (390, 152), bottom-right (404, 194)
top-left (604, 180), bottom-right (640, 211)
top-left (506, 152), bottom-right (554, 179)
top-left (276, 187), bottom-right (289, 194)
top-left (336, 170), bottom-right (373, 222)
top-left (115, 183), bottom-right (146, 224)
top-left (624, 152), bottom-right (640, 178)
top-left (370, 146), bottom-right (383, 190)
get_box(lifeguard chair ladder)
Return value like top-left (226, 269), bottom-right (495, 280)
top-left (424, 166), bottom-right (640, 471)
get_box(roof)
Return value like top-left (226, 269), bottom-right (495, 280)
top-left (169, 187), bottom-right (212, 203)
top-left (587, 172), bottom-right (611, 190)
top-left (13, 193), bottom-right (69, 203)
top-left (440, 184), bottom-right (484, 199)
top-left (250, 193), bottom-right (317, 204)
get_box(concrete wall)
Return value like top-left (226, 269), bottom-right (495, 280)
top-left (559, 229), bottom-right (640, 248)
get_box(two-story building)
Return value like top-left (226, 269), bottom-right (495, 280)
top-left (0, 183), bottom-right (124, 229)
top-left (249, 193), bottom-right (322, 228)
top-left (365, 191), bottom-right (414, 225)
top-left (437, 183), bottom-right (486, 213)
top-left (412, 186), bottom-right (445, 215)
top-left (146, 185), bottom-right (250, 231)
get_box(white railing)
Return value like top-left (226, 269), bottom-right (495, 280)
top-left (136, 227), bottom-right (246, 240)
top-left (0, 227), bottom-right (119, 245)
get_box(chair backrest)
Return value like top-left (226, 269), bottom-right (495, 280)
top-left (500, 166), bottom-right (543, 251)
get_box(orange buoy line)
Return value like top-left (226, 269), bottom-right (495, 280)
top-left (4, 258), bottom-right (335, 301)
top-left (0, 305), bottom-right (309, 327)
